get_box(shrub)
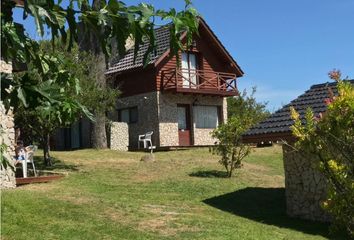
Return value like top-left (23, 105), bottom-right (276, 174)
top-left (211, 116), bottom-right (252, 177)
top-left (290, 70), bottom-right (354, 236)
top-left (212, 88), bottom-right (268, 177)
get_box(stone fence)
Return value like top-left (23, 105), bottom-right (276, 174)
top-left (110, 122), bottom-right (129, 151)
top-left (282, 144), bottom-right (330, 222)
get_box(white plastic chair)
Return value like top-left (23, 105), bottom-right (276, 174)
top-left (22, 145), bottom-right (38, 177)
top-left (138, 131), bottom-right (153, 149)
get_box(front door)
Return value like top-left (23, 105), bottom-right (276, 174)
top-left (177, 105), bottom-right (191, 146)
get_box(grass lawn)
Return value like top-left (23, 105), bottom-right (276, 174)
top-left (1, 145), bottom-right (343, 239)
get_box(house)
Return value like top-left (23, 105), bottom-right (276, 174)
top-left (52, 18), bottom-right (244, 150)
top-left (106, 18), bottom-right (244, 149)
top-left (243, 80), bottom-right (354, 222)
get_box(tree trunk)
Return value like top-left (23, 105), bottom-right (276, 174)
top-left (90, 54), bottom-right (107, 148)
top-left (43, 133), bottom-right (52, 166)
top-left (79, 0), bottom-right (108, 149)
top-left (91, 110), bottom-right (107, 148)
top-left (228, 151), bottom-right (236, 178)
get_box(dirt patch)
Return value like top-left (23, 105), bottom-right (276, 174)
top-left (20, 182), bottom-right (59, 192)
top-left (243, 162), bottom-right (269, 172)
top-left (240, 162), bottom-right (284, 187)
top-left (138, 215), bottom-right (177, 236)
top-left (100, 207), bottom-right (127, 223)
top-left (50, 193), bottom-right (99, 205)
top-left (130, 172), bottom-right (157, 183)
top-left (138, 204), bottom-right (200, 236)
top-left (142, 204), bottom-right (199, 215)
top-left (143, 204), bottom-right (181, 215)
top-left (241, 170), bottom-right (284, 187)
top-left (138, 215), bottom-right (199, 236)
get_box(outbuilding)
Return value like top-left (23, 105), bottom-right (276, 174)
top-left (243, 80), bottom-right (354, 221)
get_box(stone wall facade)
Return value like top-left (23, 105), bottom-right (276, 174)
top-left (158, 92), bottom-right (227, 147)
top-left (110, 122), bottom-right (129, 151)
top-left (1, 60), bottom-right (16, 188)
top-left (112, 92), bottom-right (160, 148)
top-left (0, 60), bottom-right (13, 74)
top-left (282, 144), bottom-right (330, 222)
top-left (110, 91), bottom-right (227, 148)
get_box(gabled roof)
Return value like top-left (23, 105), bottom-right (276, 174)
top-left (197, 18), bottom-right (243, 76)
top-left (106, 18), bottom-right (243, 76)
top-left (106, 25), bottom-right (171, 74)
top-left (243, 80), bottom-right (354, 142)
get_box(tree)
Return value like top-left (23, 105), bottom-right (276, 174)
top-left (212, 87), bottom-right (269, 177)
top-left (211, 115), bottom-right (253, 178)
top-left (290, 70), bottom-right (354, 236)
top-left (13, 42), bottom-right (118, 165)
top-left (11, 47), bottom-right (92, 165)
top-left (40, 41), bottom-right (120, 119)
top-left (227, 87), bottom-right (270, 123)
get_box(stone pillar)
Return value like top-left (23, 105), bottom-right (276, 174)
top-left (1, 60), bottom-right (16, 188)
top-left (0, 104), bottom-right (16, 188)
top-left (110, 122), bottom-right (129, 151)
top-left (282, 144), bottom-right (330, 221)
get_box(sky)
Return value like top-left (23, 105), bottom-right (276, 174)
top-left (13, 0), bottom-right (354, 111)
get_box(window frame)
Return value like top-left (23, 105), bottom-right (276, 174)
top-left (117, 107), bottom-right (138, 124)
top-left (181, 51), bottom-right (200, 86)
top-left (193, 105), bottom-right (222, 129)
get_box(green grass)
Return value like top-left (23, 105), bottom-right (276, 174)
top-left (1, 146), bottom-right (342, 239)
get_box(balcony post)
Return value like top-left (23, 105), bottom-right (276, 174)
top-left (175, 67), bottom-right (178, 89)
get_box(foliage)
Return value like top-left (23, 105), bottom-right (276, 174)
top-left (1, 0), bottom-right (199, 95)
top-left (227, 87), bottom-right (270, 124)
top-left (212, 87), bottom-right (268, 177)
top-left (211, 115), bottom-right (253, 177)
top-left (0, 139), bottom-right (15, 172)
top-left (12, 51), bottom-right (92, 165)
top-left (14, 42), bottom-right (119, 164)
top-left (290, 70), bottom-right (354, 236)
top-left (40, 41), bottom-right (119, 114)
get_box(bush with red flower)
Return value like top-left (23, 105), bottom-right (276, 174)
top-left (290, 70), bottom-right (354, 236)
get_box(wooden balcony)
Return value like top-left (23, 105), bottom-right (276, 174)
top-left (161, 68), bottom-right (239, 96)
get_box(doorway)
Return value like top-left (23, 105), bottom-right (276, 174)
top-left (177, 104), bottom-right (192, 146)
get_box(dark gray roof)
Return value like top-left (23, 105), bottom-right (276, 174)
top-left (244, 80), bottom-right (354, 137)
top-left (105, 18), bottom-right (244, 76)
top-left (106, 25), bottom-right (171, 74)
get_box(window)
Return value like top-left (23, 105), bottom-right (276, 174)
top-left (118, 107), bottom-right (138, 124)
top-left (194, 105), bottom-right (220, 129)
top-left (181, 52), bottom-right (198, 88)
top-left (177, 106), bottom-right (187, 130)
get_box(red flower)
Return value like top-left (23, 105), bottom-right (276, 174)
top-left (324, 98), bottom-right (333, 105)
top-left (328, 69), bottom-right (341, 81)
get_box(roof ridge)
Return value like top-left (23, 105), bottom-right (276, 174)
top-left (154, 22), bottom-right (172, 30)
top-left (310, 79), bottom-right (354, 89)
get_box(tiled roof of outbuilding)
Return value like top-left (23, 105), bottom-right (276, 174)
top-left (106, 25), bottom-right (171, 74)
top-left (244, 80), bottom-right (354, 139)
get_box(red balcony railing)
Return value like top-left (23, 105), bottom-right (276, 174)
top-left (161, 68), bottom-right (238, 96)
